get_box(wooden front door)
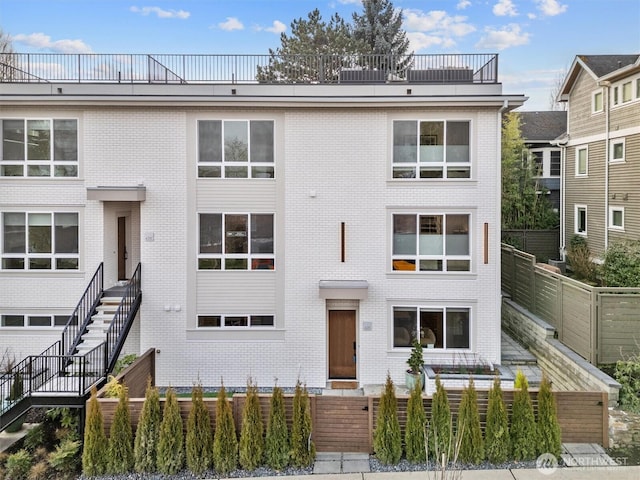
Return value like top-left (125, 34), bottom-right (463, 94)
top-left (328, 310), bottom-right (356, 379)
top-left (117, 216), bottom-right (127, 280)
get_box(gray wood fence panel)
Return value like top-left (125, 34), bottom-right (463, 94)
top-left (560, 282), bottom-right (592, 361)
top-left (513, 252), bottom-right (535, 311)
top-left (502, 229), bottom-right (560, 262)
top-left (599, 293), bottom-right (640, 363)
top-left (534, 271), bottom-right (560, 328)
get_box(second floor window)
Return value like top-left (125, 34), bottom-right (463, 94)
top-left (198, 120), bottom-right (274, 178)
top-left (550, 150), bottom-right (561, 176)
top-left (576, 147), bottom-right (588, 176)
top-left (393, 120), bottom-right (471, 179)
top-left (1, 119), bottom-right (78, 177)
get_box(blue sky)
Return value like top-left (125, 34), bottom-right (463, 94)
top-left (1, 0), bottom-right (639, 110)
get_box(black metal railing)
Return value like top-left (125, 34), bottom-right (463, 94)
top-left (61, 263), bottom-right (103, 357)
top-left (0, 53), bottom-right (499, 84)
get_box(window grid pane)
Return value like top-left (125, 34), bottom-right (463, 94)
top-left (393, 307), bottom-right (470, 350)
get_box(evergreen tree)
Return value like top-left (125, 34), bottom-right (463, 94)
top-left (484, 377), bottom-right (510, 464)
top-left (290, 380), bottom-right (316, 467)
top-left (239, 380), bottom-right (265, 471)
top-left (404, 379), bottom-right (426, 463)
top-left (456, 378), bottom-right (485, 464)
top-left (134, 378), bottom-right (161, 473)
top-left (157, 387), bottom-right (185, 475)
top-left (265, 384), bottom-right (290, 470)
top-left (186, 383), bottom-right (213, 475)
top-left (510, 371), bottom-right (538, 461)
top-left (107, 385), bottom-right (134, 474)
top-left (373, 373), bottom-right (402, 464)
top-left (428, 375), bottom-right (452, 464)
top-left (536, 375), bottom-right (562, 457)
top-left (82, 386), bottom-right (108, 476)
top-left (213, 383), bottom-right (238, 475)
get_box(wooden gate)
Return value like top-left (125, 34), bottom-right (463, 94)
top-left (313, 396), bottom-right (370, 452)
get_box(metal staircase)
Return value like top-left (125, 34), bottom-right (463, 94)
top-left (0, 263), bottom-right (142, 432)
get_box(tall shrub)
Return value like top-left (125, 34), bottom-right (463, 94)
top-left (107, 385), bottom-right (134, 474)
top-left (134, 378), bottom-right (161, 473)
top-left (404, 379), bottom-right (426, 462)
top-left (265, 383), bottom-right (289, 470)
top-left (428, 375), bottom-right (452, 463)
top-left (536, 375), bottom-right (562, 457)
top-left (156, 387), bottom-right (185, 475)
top-left (484, 377), bottom-right (510, 464)
top-left (373, 373), bottom-right (401, 465)
top-left (290, 380), bottom-right (316, 467)
top-left (186, 384), bottom-right (213, 475)
top-left (239, 380), bottom-right (265, 470)
top-left (213, 383), bottom-right (238, 475)
top-left (457, 377), bottom-right (484, 464)
top-left (82, 387), bottom-right (108, 476)
top-left (510, 371), bottom-right (538, 461)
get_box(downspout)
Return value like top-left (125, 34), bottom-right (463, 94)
top-left (497, 99), bottom-right (508, 365)
top-left (599, 80), bottom-right (611, 252)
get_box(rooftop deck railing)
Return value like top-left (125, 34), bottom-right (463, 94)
top-left (0, 53), bottom-right (498, 84)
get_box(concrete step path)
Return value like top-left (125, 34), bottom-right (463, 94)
top-left (313, 453), bottom-right (371, 474)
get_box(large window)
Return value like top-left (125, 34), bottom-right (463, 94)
top-left (198, 213), bottom-right (274, 270)
top-left (575, 205), bottom-right (587, 235)
top-left (576, 146), bottom-right (588, 176)
top-left (393, 120), bottom-right (471, 179)
top-left (392, 213), bottom-right (470, 272)
top-left (2, 212), bottom-right (79, 270)
top-left (197, 314), bottom-right (274, 328)
top-left (1, 119), bottom-right (78, 177)
top-left (393, 306), bottom-right (470, 349)
top-left (198, 120), bottom-right (274, 178)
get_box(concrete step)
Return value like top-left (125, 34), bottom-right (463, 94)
top-left (100, 297), bottom-right (124, 305)
top-left (96, 305), bottom-right (118, 313)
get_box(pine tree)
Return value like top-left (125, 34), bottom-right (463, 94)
top-left (428, 375), bottom-right (452, 464)
top-left (456, 377), bottom-right (485, 464)
top-left (213, 383), bottom-right (238, 475)
top-left (265, 384), bottom-right (290, 470)
top-left (404, 379), bottom-right (426, 463)
top-left (107, 385), bottom-right (134, 474)
top-left (373, 373), bottom-right (402, 464)
top-left (82, 386), bottom-right (108, 476)
top-left (134, 378), bottom-right (161, 473)
top-left (484, 376), bottom-right (510, 464)
top-left (239, 380), bottom-right (265, 471)
top-left (510, 371), bottom-right (538, 461)
top-left (290, 380), bottom-right (316, 467)
top-left (156, 387), bottom-right (185, 475)
top-left (186, 383), bottom-right (213, 475)
top-left (536, 375), bottom-right (562, 457)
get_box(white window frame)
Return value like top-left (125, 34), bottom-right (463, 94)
top-left (549, 150), bottom-right (561, 177)
top-left (612, 86), bottom-right (619, 106)
top-left (575, 205), bottom-right (587, 235)
top-left (392, 305), bottom-right (472, 351)
top-left (592, 90), bottom-right (604, 113)
top-left (1, 314), bottom-right (69, 328)
top-left (609, 206), bottom-right (624, 230)
top-left (575, 146), bottom-right (588, 176)
top-left (610, 138), bottom-right (625, 163)
top-left (197, 314), bottom-right (275, 329)
top-left (622, 81), bottom-right (632, 103)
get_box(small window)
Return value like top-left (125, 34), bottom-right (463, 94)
top-left (613, 86), bottom-right (619, 105)
top-left (1, 315), bottom-right (24, 327)
top-left (622, 82), bottom-right (632, 103)
top-left (550, 150), bottom-right (561, 176)
top-left (609, 207), bottom-right (624, 230)
top-left (593, 91), bottom-right (603, 112)
top-left (636, 78), bottom-right (640, 99)
top-left (575, 205), bottom-right (587, 235)
top-left (610, 139), bottom-right (625, 162)
top-left (576, 147), bottom-right (588, 176)
top-left (197, 314), bottom-right (274, 328)
top-left (530, 150), bottom-right (543, 176)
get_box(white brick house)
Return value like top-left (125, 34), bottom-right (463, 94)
top-left (0, 54), bottom-right (526, 390)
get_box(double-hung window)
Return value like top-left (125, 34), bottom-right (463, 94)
top-left (622, 82), bottom-right (632, 103)
top-left (1, 119), bottom-right (78, 177)
top-left (198, 120), bottom-right (274, 178)
top-left (392, 213), bottom-right (470, 272)
top-left (576, 146), bottom-right (588, 176)
top-left (393, 120), bottom-right (471, 179)
top-left (2, 212), bottom-right (79, 270)
top-left (393, 306), bottom-right (470, 349)
top-left (592, 90), bottom-right (603, 113)
top-left (198, 213), bottom-right (274, 270)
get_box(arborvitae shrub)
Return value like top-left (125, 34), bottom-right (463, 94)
top-left (186, 383), bottom-right (213, 475)
top-left (373, 373), bottom-right (402, 465)
top-left (265, 384), bottom-right (289, 470)
top-left (290, 380), bottom-right (316, 467)
top-left (156, 387), bottom-right (185, 475)
top-left (428, 375), bottom-right (452, 463)
top-left (484, 376), bottom-right (510, 464)
top-left (456, 377), bottom-right (485, 464)
top-left (82, 386), bottom-right (108, 476)
top-left (510, 370), bottom-right (538, 461)
top-left (404, 379), bottom-right (427, 463)
top-left (213, 383), bottom-right (238, 475)
top-left (536, 375), bottom-right (562, 457)
top-left (107, 385), bottom-right (134, 474)
top-left (239, 380), bottom-right (265, 471)
top-left (134, 378), bottom-right (161, 473)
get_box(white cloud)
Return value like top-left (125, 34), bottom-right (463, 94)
top-left (527, 13), bottom-right (537, 19)
top-left (407, 32), bottom-right (456, 51)
top-left (493, 0), bottom-right (518, 17)
top-left (535, 0), bottom-right (568, 16)
top-left (457, 0), bottom-right (472, 9)
top-left (265, 21), bottom-right (287, 34)
top-left (475, 23), bottom-right (530, 50)
top-left (130, 6), bottom-right (190, 19)
top-left (337, 0), bottom-right (361, 4)
top-left (219, 17), bottom-right (244, 31)
top-left (404, 9), bottom-right (476, 49)
top-left (12, 33), bottom-right (92, 53)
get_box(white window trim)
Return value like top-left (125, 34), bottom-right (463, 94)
top-left (197, 314), bottom-right (275, 329)
top-left (622, 81), bottom-right (633, 103)
top-left (575, 146), bottom-right (588, 176)
top-left (610, 138), bottom-right (625, 163)
top-left (0, 313), bottom-right (68, 328)
top-left (575, 204), bottom-right (587, 236)
top-left (592, 89), bottom-right (604, 113)
top-left (609, 206), bottom-right (625, 231)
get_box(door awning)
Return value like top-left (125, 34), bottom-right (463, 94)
top-left (87, 186), bottom-right (146, 202)
top-left (319, 280), bottom-right (368, 300)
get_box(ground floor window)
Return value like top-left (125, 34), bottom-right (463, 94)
top-left (393, 306), bottom-right (470, 349)
top-left (197, 314), bottom-right (274, 328)
top-left (1, 314), bottom-right (69, 328)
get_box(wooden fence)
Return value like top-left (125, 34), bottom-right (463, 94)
top-left (502, 229), bottom-right (560, 262)
top-left (501, 244), bottom-right (640, 364)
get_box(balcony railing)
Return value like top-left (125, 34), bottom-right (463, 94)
top-left (0, 53), bottom-right (498, 84)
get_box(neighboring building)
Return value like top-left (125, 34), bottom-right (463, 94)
top-left (0, 53), bottom-right (525, 391)
top-left (558, 54), bottom-right (640, 260)
top-left (519, 111), bottom-right (567, 211)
